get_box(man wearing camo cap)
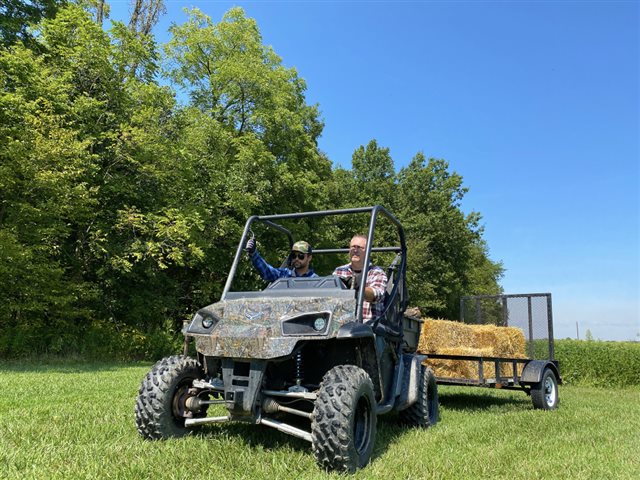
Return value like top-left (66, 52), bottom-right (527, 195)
top-left (245, 238), bottom-right (318, 281)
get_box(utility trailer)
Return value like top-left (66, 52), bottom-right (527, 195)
top-left (410, 293), bottom-right (561, 410)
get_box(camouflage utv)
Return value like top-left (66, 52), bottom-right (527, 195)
top-left (134, 206), bottom-right (438, 473)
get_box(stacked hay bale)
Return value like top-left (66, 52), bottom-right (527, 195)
top-left (417, 318), bottom-right (527, 380)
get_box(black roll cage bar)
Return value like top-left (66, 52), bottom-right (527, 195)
top-left (221, 205), bottom-right (407, 323)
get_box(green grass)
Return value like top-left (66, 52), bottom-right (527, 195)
top-left (1, 360), bottom-right (638, 479)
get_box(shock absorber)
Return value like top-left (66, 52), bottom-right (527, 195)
top-left (294, 350), bottom-right (304, 386)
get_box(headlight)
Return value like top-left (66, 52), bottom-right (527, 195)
top-left (185, 311), bottom-right (221, 334)
top-left (202, 317), bottom-right (215, 329)
top-left (313, 317), bottom-right (326, 331)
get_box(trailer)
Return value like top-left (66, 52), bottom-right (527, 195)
top-left (404, 293), bottom-right (561, 410)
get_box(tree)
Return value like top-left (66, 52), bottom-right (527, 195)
top-left (80, 0), bottom-right (110, 26)
top-left (327, 141), bottom-right (503, 319)
top-left (165, 10), bottom-right (329, 210)
top-left (0, 4), bottom-right (194, 354)
top-left (395, 153), bottom-right (502, 318)
top-left (129, 0), bottom-right (165, 35)
top-left (161, 7), bottom-right (333, 304)
top-left (0, 23), bottom-right (100, 353)
top-left (351, 140), bottom-right (396, 208)
top-left (0, 0), bottom-right (65, 48)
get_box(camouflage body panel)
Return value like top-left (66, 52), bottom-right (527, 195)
top-left (190, 296), bottom-right (357, 359)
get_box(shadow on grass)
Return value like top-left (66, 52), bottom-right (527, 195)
top-left (193, 419), bottom-right (309, 453)
top-left (438, 389), bottom-right (531, 411)
top-left (374, 412), bottom-right (426, 460)
top-left (190, 410), bottom-right (413, 466)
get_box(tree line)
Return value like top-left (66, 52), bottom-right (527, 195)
top-left (0, 2), bottom-right (503, 358)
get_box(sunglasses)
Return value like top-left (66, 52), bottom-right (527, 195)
top-left (291, 252), bottom-right (307, 260)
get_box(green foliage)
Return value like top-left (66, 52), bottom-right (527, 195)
top-left (164, 7), bottom-right (331, 215)
top-left (0, 0), bottom-right (65, 48)
top-left (351, 139), bottom-right (396, 208)
top-left (555, 339), bottom-right (640, 387)
top-left (0, 318), bottom-right (180, 360)
top-left (395, 154), bottom-right (504, 318)
top-left (0, 23), bottom-right (99, 340)
top-left (333, 145), bottom-right (503, 319)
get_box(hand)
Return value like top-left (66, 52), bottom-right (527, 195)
top-left (245, 237), bottom-right (256, 255)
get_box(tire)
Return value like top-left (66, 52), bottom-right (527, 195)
top-left (531, 367), bottom-right (559, 410)
top-left (311, 365), bottom-right (377, 473)
top-left (135, 355), bottom-right (207, 440)
top-left (399, 365), bottom-right (439, 428)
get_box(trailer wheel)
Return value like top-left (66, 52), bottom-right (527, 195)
top-left (399, 365), bottom-right (439, 428)
top-left (311, 365), bottom-right (377, 473)
top-left (135, 355), bottom-right (207, 439)
top-left (531, 367), bottom-right (559, 410)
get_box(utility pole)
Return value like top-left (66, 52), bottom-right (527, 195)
top-left (576, 321), bottom-right (580, 340)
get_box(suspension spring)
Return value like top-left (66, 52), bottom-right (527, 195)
top-left (295, 350), bottom-right (303, 385)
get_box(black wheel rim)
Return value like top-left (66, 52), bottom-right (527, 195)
top-left (353, 395), bottom-right (372, 454)
top-left (427, 381), bottom-right (437, 422)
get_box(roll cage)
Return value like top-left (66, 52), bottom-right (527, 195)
top-left (221, 205), bottom-right (408, 329)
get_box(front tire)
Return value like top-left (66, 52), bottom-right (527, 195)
top-left (399, 364), bottom-right (439, 427)
top-left (311, 365), bottom-right (377, 473)
top-left (531, 367), bottom-right (559, 410)
top-left (135, 355), bottom-right (207, 439)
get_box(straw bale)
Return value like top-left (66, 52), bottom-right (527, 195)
top-left (417, 318), bottom-right (527, 380)
top-left (426, 346), bottom-right (492, 378)
top-left (418, 319), bottom-right (475, 354)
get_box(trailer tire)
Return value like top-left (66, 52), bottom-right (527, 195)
top-left (531, 367), bottom-right (559, 410)
top-left (399, 365), bottom-right (439, 428)
top-left (311, 365), bottom-right (377, 473)
top-left (135, 355), bottom-right (207, 439)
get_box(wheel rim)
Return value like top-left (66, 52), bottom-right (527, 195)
top-left (172, 379), bottom-right (196, 421)
top-left (427, 380), bottom-right (437, 422)
top-left (353, 395), bottom-right (372, 454)
top-left (544, 375), bottom-right (557, 406)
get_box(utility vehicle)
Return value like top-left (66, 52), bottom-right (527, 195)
top-left (135, 206), bottom-right (437, 473)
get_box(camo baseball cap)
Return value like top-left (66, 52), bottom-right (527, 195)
top-left (291, 241), bottom-right (312, 254)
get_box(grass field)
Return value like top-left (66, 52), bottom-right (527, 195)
top-left (1, 360), bottom-right (638, 479)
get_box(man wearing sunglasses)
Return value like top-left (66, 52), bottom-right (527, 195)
top-left (246, 238), bottom-right (318, 281)
top-left (333, 234), bottom-right (388, 324)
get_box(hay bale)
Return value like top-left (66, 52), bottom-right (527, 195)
top-left (426, 346), bottom-right (493, 378)
top-left (417, 318), bottom-right (527, 380)
top-left (418, 319), bottom-right (476, 354)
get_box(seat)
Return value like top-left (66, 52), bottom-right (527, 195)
top-left (373, 254), bottom-right (404, 341)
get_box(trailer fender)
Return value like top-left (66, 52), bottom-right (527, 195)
top-left (520, 360), bottom-right (561, 385)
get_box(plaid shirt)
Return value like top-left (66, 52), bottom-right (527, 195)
top-left (251, 251), bottom-right (317, 282)
top-left (333, 264), bottom-right (388, 323)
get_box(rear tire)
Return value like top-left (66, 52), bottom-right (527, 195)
top-left (531, 367), bottom-right (559, 410)
top-left (399, 364), bottom-right (439, 427)
top-left (135, 355), bottom-right (207, 439)
top-left (311, 365), bottom-right (377, 473)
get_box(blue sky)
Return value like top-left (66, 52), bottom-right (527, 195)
top-left (108, 1), bottom-right (639, 341)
